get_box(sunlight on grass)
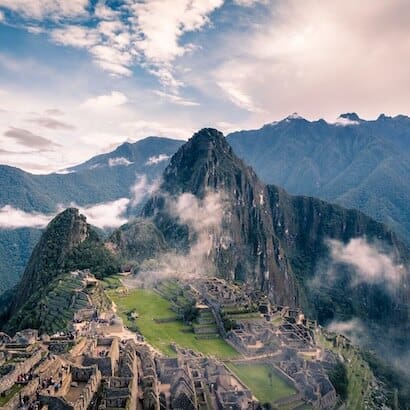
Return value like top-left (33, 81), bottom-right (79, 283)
top-left (227, 362), bottom-right (296, 403)
top-left (109, 288), bottom-right (238, 359)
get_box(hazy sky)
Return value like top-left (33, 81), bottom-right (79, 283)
top-left (0, 0), bottom-right (409, 173)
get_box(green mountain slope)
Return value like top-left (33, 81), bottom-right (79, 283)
top-left (227, 114), bottom-right (410, 242)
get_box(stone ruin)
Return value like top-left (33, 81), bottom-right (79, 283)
top-left (155, 347), bottom-right (255, 410)
top-left (82, 336), bottom-right (120, 377)
top-left (39, 364), bottom-right (101, 410)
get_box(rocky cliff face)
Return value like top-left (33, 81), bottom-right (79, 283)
top-left (143, 129), bottom-right (296, 305)
top-left (140, 129), bottom-right (409, 343)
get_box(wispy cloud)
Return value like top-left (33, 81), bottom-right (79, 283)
top-left (130, 174), bottom-right (160, 207)
top-left (75, 198), bottom-right (129, 229)
top-left (145, 154), bottom-right (170, 166)
top-left (0, 205), bottom-right (51, 228)
top-left (327, 238), bottom-right (407, 292)
top-left (4, 127), bottom-right (60, 149)
top-left (81, 91), bottom-right (128, 110)
top-left (108, 157), bottom-right (133, 167)
top-left (0, 0), bottom-right (88, 19)
top-left (26, 116), bottom-right (75, 130)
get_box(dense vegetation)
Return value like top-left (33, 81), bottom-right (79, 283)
top-left (327, 360), bottom-right (348, 400)
top-left (361, 350), bottom-right (410, 410)
top-left (64, 229), bottom-right (121, 279)
top-left (0, 228), bottom-right (41, 292)
top-left (227, 114), bottom-right (410, 243)
top-left (1, 208), bottom-right (120, 333)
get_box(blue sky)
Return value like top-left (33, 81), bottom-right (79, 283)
top-left (0, 0), bottom-right (409, 173)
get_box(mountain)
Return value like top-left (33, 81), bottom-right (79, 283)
top-left (227, 113), bottom-right (410, 242)
top-left (0, 136), bottom-right (183, 293)
top-left (1, 113), bottom-right (410, 295)
top-left (142, 128), bottom-right (298, 304)
top-left (0, 136), bottom-right (183, 213)
top-left (118, 129), bottom-right (410, 355)
top-left (1, 208), bottom-right (119, 333)
top-left (3, 128), bottom-right (409, 385)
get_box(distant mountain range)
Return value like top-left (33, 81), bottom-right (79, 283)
top-left (2, 129), bottom-right (408, 386)
top-left (228, 112), bottom-right (410, 243)
top-left (0, 113), bottom-right (409, 292)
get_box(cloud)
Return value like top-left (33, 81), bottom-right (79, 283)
top-left (0, 0), bottom-right (88, 19)
top-left (2, 0), bottom-right (226, 92)
top-left (130, 174), bottom-right (160, 207)
top-left (327, 238), bottom-right (407, 291)
top-left (327, 318), bottom-right (367, 345)
top-left (81, 91), bottom-right (128, 110)
top-left (217, 81), bottom-right (261, 113)
top-left (134, 191), bottom-right (226, 286)
top-left (0, 205), bottom-right (51, 229)
top-left (44, 108), bottom-right (64, 116)
top-left (153, 90), bottom-right (199, 106)
top-left (332, 116), bottom-right (360, 126)
top-left (75, 198), bottom-right (129, 229)
top-left (26, 116), bottom-right (75, 130)
top-left (4, 127), bottom-right (60, 149)
top-left (145, 154), bottom-right (170, 166)
top-left (108, 157), bottom-right (133, 167)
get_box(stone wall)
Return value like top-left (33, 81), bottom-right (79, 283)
top-left (83, 337), bottom-right (119, 376)
top-left (0, 349), bottom-right (42, 394)
top-left (39, 365), bottom-right (101, 410)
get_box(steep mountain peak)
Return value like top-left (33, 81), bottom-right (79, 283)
top-left (339, 112), bottom-right (362, 121)
top-left (160, 128), bottom-right (240, 196)
top-left (285, 112), bottom-right (305, 121)
top-left (11, 207), bottom-right (89, 313)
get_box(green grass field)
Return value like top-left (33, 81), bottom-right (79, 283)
top-left (109, 288), bottom-right (238, 359)
top-left (227, 362), bottom-right (297, 403)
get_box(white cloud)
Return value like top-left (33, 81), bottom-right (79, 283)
top-left (108, 157), bottom-right (133, 167)
top-left (327, 318), bottom-right (366, 345)
top-left (0, 0), bottom-right (88, 19)
top-left (51, 26), bottom-right (100, 48)
top-left (332, 116), bottom-right (360, 126)
top-left (209, 0), bottom-right (410, 120)
top-left (233, 0), bottom-right (267, 6)
top-left (75, 198), bottom-right (129, 229)
top-left (145, 154), bottom-right (170, 166)
top-left (0, 205), bottom-right (51, 229)
top-left (0, 10), bottom-right (4, 21)
top-left (153, 90), bottom-right (199, 106)
top-left (18, 0), bottom-right (222, 89)
top-left (328, 238), bottom-right (407, 291)
top-left (81, 91), bottom-right (128, 110)
top-left (217, 81), bottom-right (261, 113)
top-left (136, 191), bottom-right (226, 285)
top-left (130, 174), bottom-right (160, 207)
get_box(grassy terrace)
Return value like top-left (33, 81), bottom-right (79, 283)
top-left (108, 287), bottom-right (238, 359)
top-left (227, 362), bottom-right (297, 404)
top-left (317, 332), bottom-right (373, 409)
top-left (0, 384), bottom-right (23, 407)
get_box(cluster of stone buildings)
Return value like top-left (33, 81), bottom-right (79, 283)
top-left (0, 274), bottom-right (347, 409)
top-left (181, 278), bottom-right (338, 409)
top-left (155, 347), bottom-right (255, 410)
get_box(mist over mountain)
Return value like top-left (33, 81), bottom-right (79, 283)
top-left (2, 128), bottom-right (409, 405)
top-left (0, 114), bottom-right (409, 296)
top-left (114, 129), bottom-right (410, 361)
top-left (0, 137), bottom-right (182, 293)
